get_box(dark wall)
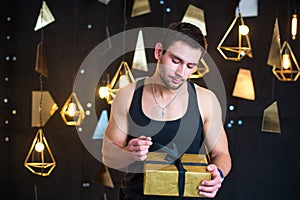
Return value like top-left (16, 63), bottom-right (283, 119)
top-left (1, 0), bottom-right (300, 200)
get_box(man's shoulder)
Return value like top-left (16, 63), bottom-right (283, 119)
top-left (117, 81), bottom-right (137, 96)
top-left (192, 83), bottom-right (213, 96)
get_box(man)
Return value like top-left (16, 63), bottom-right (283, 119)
top-left (102, 22), bottom-right (231, 199)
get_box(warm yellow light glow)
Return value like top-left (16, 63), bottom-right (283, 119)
top-left (282, 54), bottom-right (292, 69)
top-left (99, 87), bottom-right (109, 99)
top-left (119, 75), bottom-right (130, 88)
top-left (291, 13), bottom-right (298, 40)
top-left (35, 142), bottom-right (45, 152)
top-left (66, 102), bottom-right (77, 117)
top-left (239, 24), bottom-right (249, 35)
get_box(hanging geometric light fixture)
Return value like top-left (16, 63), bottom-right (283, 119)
top-left (99, 61), bottom-right (135, 104)
top-left (291, 9), bottom-right (298, 40)
top-left (24, 129), bottom-right (56, 176)
top-left (272, 41), bottom-right (300, 81)
top-left (60, 92), bottom-right (85, 126)
top-left (25, 1), bottom-right (56, 176)
top-left (189, 58), bottom-right (209, 79)
top-left (217, 12), bottom-right (252, 61)
top-left (268, 18), bottom-right (300, 82)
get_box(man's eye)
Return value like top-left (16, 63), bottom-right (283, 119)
top-left (172, 58), bottom-right (180, 64)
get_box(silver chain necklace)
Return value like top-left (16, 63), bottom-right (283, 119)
top-left (152, 83), bottom-right (183, 118)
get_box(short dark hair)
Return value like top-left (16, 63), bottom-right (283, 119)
top-left (161, 22), bottom-right (208, 52)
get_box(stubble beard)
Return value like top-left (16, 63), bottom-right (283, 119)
top-left (159, 73), bottom-right (185, 90)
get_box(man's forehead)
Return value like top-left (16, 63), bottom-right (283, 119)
top-left (165, 41), bottom-right (202, 63)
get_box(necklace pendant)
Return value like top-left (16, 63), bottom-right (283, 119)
top-left (162, 108), bottom-right (166, 118)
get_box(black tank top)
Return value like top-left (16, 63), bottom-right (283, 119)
top-left (120, 79), bottom-right (204, 200)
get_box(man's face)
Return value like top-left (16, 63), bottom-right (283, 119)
top-left (157, 41), bottom-right (202, 90)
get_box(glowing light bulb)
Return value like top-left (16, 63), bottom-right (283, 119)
top-left (239, 25), bottom-right (249, 35)
top-left (119, 75), bottom-right (129, 88)
top-left (67, 102), bottom-right (77, 117)
top-left (291, 13), bottom-right (298, 40)
top-left (99, 86), bottom-right (109, 99)
top-left (35, 142), bottom-right (45, 152)
top-left (282, 54), bottom-right (292, 70)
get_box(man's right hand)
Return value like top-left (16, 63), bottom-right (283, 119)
top-left (127, 136), bottom-right (153, 161)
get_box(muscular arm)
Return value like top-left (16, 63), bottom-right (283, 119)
top-left (203, 90), bottom-right (231, 176)
top-left (102, 83), bottom-right (152, 170)
top-left (196, 86), bottom-right (231, 198)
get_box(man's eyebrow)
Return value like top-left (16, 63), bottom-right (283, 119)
top-left (169, 52), bottom-right (198, 66)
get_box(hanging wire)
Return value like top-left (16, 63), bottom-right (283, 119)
top-left (122, 0), bottom-right (128, 61)
top-left (39, 0), bottom-right (44, 128)
top-left (287, 0), bottom-right (291, 41)
top-left (72, 0), bottom-right (79, 85)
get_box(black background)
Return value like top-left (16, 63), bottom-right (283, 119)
top-left (1, 0), bottom-right (300, 200)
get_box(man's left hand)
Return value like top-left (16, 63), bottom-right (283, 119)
top-left (198, 164), bottom-right (223, 198)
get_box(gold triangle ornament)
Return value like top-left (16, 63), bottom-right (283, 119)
top-left (34, 1), bottom-right (55, 31)
top-left (24, 128), bottom-right (56, 176)
top-left (181, 4), bottom-right (207, 36)
top-left (99, 61), bottom-right (135, 104)
top-left (261, 101), bottom-right (281, 133)
top-left (93, 164), bottom-right (114, 188)
top-left (232, 68), bottom-right (255, 100)
top-left (60, 92), bottom-right (85, 126)
top-left (132, 30), bottom-right (148, 72)
top-left (35, 42), bottom-right (48, 77)
top-left (131, 0), bottom-right (151, 18)
top-left (32, 91), bottom-right (58, 127)
top-left (217, 12), bottom-right (252, 61)
top-left (272, 41), bottom-right (300, 81)
top-left (267, 18), bottom-right (282, 69)
top-left (189, 58), bottom-right (209, 79)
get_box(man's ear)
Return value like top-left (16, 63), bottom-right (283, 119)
top-left (154, 43), bottom-right (163, 60)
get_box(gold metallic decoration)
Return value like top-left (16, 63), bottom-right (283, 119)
top-left (217, 12), bottom-right (252, 61)
top-left (32, 91), bottom-right (58, 127)
top-left (60, 92), bottom-right (85, 126)
top-left (99, 61), bottom-right (135, 104)
top-left (131, 0), bottom-right (151, 18)
top-left (182, 4), bottom-right (207, 36)
top-left (93, 163), bottom-right (114, 188)
top-left (272, 41), bottom-right (300, 81)
top-left (35, 42), bottom-right (48, 77)
top-left (24, 129), bottom-right (56, 176)
top-left (261, 101), bottom-right (281, 133)
top-left (232, 68), bottom-right (255, 100)
top-left (267, 18), bottom-right (281, 69)
top-left (189, 58), bottom-right (209, 79)
top-left (34, 1), bottom-right (55, 31)
top-left (291, 11), bottom-right (298, 40)
top-left (132, 30), bottom-right (148, 72)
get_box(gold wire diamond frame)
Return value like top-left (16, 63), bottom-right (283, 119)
top-left (60, 92), bottom-right (85, 126)
top-left (24, 129), bottom-right (56, 176)
top-left (272, 41), bottom-right (300, 81)
top-left (189, 58), bottom-right (209, 79)
top-left (101, 61), bottom-right (135, 104)
top-left (217, 13), bottom-right (252, 61)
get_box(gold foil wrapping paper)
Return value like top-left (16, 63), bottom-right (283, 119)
top-left (144, 152), bottom-right (211, 197)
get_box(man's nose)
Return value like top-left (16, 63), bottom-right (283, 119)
top-left (175, 64), bottom-right (185, 77)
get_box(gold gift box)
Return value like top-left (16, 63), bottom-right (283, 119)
top-left (144, 152), bottom-right (211, 197)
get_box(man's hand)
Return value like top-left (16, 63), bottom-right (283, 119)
top-left (198, 164), bottom-right (223, 198)
top-left (127, 136), bottom-right (152, 161)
